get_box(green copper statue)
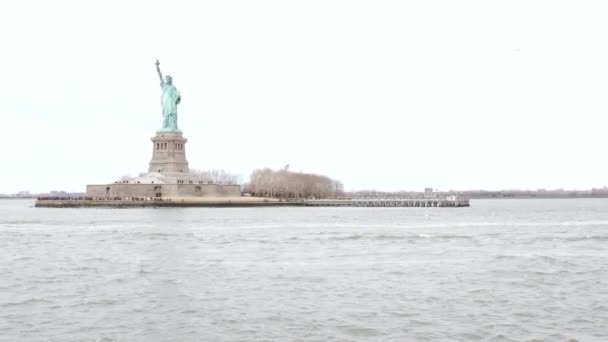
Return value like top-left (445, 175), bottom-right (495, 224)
top-left (156, 60), bottom-right (181, 131)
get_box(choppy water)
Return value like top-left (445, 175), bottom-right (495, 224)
top-left (1, 199), bottom-right (607, 341)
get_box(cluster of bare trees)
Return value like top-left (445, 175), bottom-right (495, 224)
top-left (244, 168), bottom-right (343, 199)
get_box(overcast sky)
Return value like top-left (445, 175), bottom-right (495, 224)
top-left (1, 0), bottom-right (607, 193)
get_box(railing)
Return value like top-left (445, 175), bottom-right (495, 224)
top-left (36, 196), bottom-right (173, 202)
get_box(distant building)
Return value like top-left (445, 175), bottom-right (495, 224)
top-left (423, 188), bottom-right (436, 199)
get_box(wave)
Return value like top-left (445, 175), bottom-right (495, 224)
top-left (330, 234), bottom-right (362, 240)
top-left (326, 233), bottom-right (474, 241)
top-left (258, 220), bottom-right (608, 231)
top-left (2, 298), bottom-right (53, 307)
top-left (564, 235), bottom-right (608, 242)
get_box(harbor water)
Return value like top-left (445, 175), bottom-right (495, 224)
top-left (1, 198), bottom-right (607, 341)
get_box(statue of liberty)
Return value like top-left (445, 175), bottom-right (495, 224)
top-left (155, 60), bottom-right (181, 131)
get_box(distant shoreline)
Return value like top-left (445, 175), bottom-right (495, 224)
top-left (0, 196), bottom-right (37, 199)
top-left (466, 195), bottom-right (608, 199)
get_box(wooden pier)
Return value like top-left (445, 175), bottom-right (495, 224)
top-left (305, 198), bottom-right (469, 207)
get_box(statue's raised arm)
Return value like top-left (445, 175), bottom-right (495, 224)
top-left (155, 60), bottom-right (164, 83)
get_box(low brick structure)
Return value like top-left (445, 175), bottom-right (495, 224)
top-left (86, 183), bottom-right (241, 198)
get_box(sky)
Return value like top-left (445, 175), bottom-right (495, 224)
top-left (1, 0), bottom-right (607, 193)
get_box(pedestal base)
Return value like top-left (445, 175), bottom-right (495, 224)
top-left (149, 131), bottom-right (189, 174)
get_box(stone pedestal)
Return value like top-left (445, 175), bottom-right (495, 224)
top-left (149, 130), bottom-right (189, 174)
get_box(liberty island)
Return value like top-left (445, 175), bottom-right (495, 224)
top-left (35, 61), bottom-right (467, 208)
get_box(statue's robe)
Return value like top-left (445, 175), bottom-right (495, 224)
top-left (160, 82), bottom-right (180, 130)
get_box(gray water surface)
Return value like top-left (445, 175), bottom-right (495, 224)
top-left (1, 199), bottom-right (607, 341)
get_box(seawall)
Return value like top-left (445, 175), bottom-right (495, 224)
top-left (35, 197), bottom-right (469, 208)
top-left (35, 198), bottom-right (301, 208)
